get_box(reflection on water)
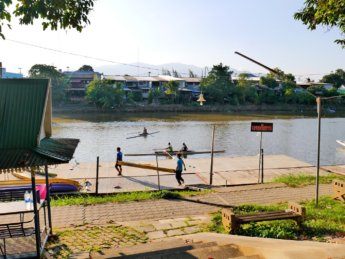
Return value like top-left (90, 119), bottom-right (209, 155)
top-left (52, 113), bottom-right (345, 165)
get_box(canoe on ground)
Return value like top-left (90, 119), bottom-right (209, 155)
top-left (0, 183), bottom-right (78, 194)
top-left (118, 161), bottom-right (175, 173)
top-left (125, 150), bottom-right (225, 157)
top-left (50, 183), bottom-right (79, 193)
top-left (0, 175), bottom-right (80, 189)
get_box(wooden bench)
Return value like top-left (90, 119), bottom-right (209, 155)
top-left (332, 179), bottom-right (345, 202)
top-left (0, 221), bottom-right (35, 257)
top-left (222, 202), bottom-right (306, 233)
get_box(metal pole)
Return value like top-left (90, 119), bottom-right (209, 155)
top-left (261, 148), bottom-right (264, 184)
top-left (316, 97), bottom-right (321, 207)
top-left (96, 156), bottom-right (99, 194)
top-left (258, 131), bottom-right (263, 183)
top-left (155, 154), bottom-right (161, 190)
top-left (210, 125), bottom-right (215, 185)
top-left (44, 165), bottom-right (52, 235)
top-left (31, 168), bottom-right (41, 257)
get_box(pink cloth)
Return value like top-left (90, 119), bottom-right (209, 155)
top-left (36, 185), bottom-right (47, 200)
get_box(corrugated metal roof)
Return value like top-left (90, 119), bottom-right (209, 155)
top-left (0, 79), bottom-right (49, 149)
top-left (0, 138), bottom-right (79, 172)
top-left (0, 79), bottom-right (79, 172)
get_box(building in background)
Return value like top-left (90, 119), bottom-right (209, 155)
top-left (64, 70), bottom-right (101, 100)
top-left (0, 62), bottom-right (23, 79)
top-left (103, 75), bottom-right (201, 99)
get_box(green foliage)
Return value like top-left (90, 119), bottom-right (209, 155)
top-left (149, 190), bottom-right (181, 199)
top-left (235, 74), bottom-right (259, 104)
top-left (51, 189), bottom-right (209, 206)
top-left (165, 80), bottom-right (179, 103)
top-left (78, 65), bottom-right (94, 72)
top-left (260, 75), bottom-right (279, 89)
top-left (294, 0), bottom-right (345, 47)
top-left (272, 173), bottom-right (345, 187)
top-left (28, 64), bottom-right (67, 104)
top-left (302, 196), bottom-right (345, 238)
top-left (200, 63), bottom-right (234, 104)
top-left (147, 89), bottom-right (154, 104)
top-left (0, 0), bottom-right (94, 39)
top-left (207, 197), bottom-right (345, 241)
top-left (320, 69), bottom-right (345, 88)
top-left (165, 80), bottom-right (179, 95)
top-left (85, 80), bottom-right (124, 109)
top-left (128, 91), bottom-right (143, 102)
top-left (205, 212), bottom-right (227, 233)
top-left (237, 220), bottom-right (300, 239)
top-left (259, 90), bottom-right (277, 104)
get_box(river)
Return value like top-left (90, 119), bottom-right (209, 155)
top-left (52, 112), bottom-right (345, 166)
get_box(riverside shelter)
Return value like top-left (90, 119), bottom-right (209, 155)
top-left (0, 79), bottom-right (79, 257)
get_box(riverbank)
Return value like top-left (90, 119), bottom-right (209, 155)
top-left (53, 102), bottom-right (323, 115)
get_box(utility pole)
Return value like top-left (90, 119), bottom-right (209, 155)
top-left (316, 97), bottom-right (321, 207)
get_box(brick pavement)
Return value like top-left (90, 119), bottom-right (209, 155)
top-left (51, 183), bottom-right (332, 228)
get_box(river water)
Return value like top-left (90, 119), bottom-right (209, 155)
top-left (52, 112), bottom-right (345, 166)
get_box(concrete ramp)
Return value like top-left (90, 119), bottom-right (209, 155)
top-left (91, 237), bottom-right (261, 258)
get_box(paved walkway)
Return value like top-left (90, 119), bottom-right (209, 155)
top-left (51, 183), bottom-right (332, 228)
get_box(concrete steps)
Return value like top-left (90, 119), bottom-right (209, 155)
top-left (91, 238), bottom-right (261, 259)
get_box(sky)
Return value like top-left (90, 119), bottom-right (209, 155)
top-left (0, 0), bottom-right (344, 81)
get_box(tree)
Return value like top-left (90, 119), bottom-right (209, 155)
top-left (200, 63), bottom-right (234, 104)
top-left (28, 64), bottom-right (67, 104)
top-left (0, 0), bottom-right (94, 39)
top-left (161, 68), bottom-right (171, 76)
top-left (294, 0), bottom-right (345, 47)
top-left (235, 73), bottom-right (259, 104)
top-left (189, 69), bottom-right (197, 78)
top-left (165, 80), bottom-right (179, 103)
top-left (320, 69), bottom-right (345, 88)
top-left (78, 65), bottom-right (94, 72)
top-left (172, 69), bottom-right (180, 78)
top-left (85, 80), bottom-right (124, 109)
top-left (259, 75), bottom-right (279, 89)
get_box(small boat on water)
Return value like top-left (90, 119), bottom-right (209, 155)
top-left (125, 150), bottom-right (225, 157)
top-left (336, 140), bottom-right (345, 147)
top-left (126, 131), bottom-right (160, 139)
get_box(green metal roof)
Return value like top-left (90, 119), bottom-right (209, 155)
top-left (0, 79), bottom-right (79, 172)
top-left (0, 79), bottom-right (49, 149)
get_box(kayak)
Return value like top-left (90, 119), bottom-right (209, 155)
top-left (125, 150), bottom-right (225, 156)
top-left (126, 131), bottom-right (160, 139)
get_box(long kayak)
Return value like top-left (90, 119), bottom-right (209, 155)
top-left (125, 150), bottom-right (225, 156)
top-left (126, 131), bottom-right (160, 139)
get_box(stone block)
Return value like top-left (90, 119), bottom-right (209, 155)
top-left (147, 231), bottom-right (166, 239)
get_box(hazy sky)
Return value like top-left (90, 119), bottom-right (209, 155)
top-left (0, 0), bottom-right (344, 80)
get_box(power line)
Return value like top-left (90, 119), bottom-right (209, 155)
top-left (6, 38), bottom-right (193, 76)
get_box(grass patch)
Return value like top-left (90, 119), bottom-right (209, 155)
top-left (47, 225), bottom-right (148, 258)
top-left (206, 196), bottom-right (345, 241)
top-left (51, 189), bottom-right (211, 206)
top-left (272, 173), bottom-right (345, 187)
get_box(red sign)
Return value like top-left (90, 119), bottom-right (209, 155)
top-left (251, 122), bottom-right (273, 132)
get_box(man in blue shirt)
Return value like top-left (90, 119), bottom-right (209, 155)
top-left (115, 147), bottom-right (123, 176)
top-left (175, 153), bottom-right (186, 186)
